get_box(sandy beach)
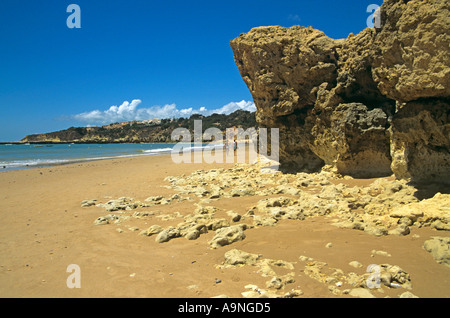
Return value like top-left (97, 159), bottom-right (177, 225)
top-left (0, 150), bottom-right (449, 299)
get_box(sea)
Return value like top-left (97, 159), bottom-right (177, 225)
top-left (0, 143), bottom-right (224, 171)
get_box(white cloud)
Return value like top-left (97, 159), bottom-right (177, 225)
top-left (73, 99), bottom-right (144, 124)
top-left (71, 99), bottom-right (256, 125)
top-left (288, 14), bottom-right (301, 23)
top-left (208, 100), bottom-right (256, 115)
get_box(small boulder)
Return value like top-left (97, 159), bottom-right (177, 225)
top-left (423, 236), bottom-right (450, 268)
top-left (223, 249), bottom-right (261, 266)
top-left (155, 227), bottom-right (180, 243)
top-left (349, 261), bottom-right (363, 268)
top-left (399, 291), bottom-right (419, 298)
top-left (388, 224), bottom-right (410, 236)
top-left (184, 230), bottom-right (200, 240)
top-left (349, 288), bottom-right (376, 298)
top-left (139, 225), bottom-right (164, 237)
top-left (94, 214), bottom-right (120, 225)
top-left (209, 225), bottom-right (246, 248)
top-left (81, 200), bottom-right (96, 207)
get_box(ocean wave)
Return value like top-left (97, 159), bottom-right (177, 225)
top-left (0, 154), bottom-right (140, 170)
top-left (143, 148), bottom-right (174, 153)
top-left (0, 142), bottom-right (228, 171)
top-left (142, 144), bottom-right (225, 154)
top-left (0, 159), bottom-right (70, 169)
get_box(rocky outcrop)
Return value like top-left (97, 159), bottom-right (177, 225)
top-left (308, 102), bottom-right (392, 178)
top-left (372, 0), bottom-right (450, 102)
top-left (231, 0), bottom-right (449, 182)
top-left (390, 99), bottom-right (450, 182)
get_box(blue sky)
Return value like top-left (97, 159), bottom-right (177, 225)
top-left (0, 0), bottom-right (382, 142)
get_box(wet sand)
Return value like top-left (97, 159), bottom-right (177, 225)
top-left (0, 152), bottom-right (449, 298)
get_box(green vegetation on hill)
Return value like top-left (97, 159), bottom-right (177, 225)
top-left (20, 110), bottom-right (257, 144)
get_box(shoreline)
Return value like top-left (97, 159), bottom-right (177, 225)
top-left (0, 152), bottom-right (449, 298)
top-left (0, 141), bottom-right (178, 145)
top-left (0, 142), bottom-right (234, 172)
top-left (0, 149), bottom-right (175, 172)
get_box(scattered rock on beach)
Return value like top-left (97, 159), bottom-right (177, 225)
top-left (209, 225), bottom-right (247, 248)
top-left (399, 291), bottom-right (419, 298)
top-left (226, 210), bottom-right (241, 222)
top-left (364, 224), bottom-right (388, 237)
top-left (139, 225), bottom-right (164, 237)
top-left (94, 214), bottom-right (122, 225)
top-left (155, 226), bottom-right (181, 243)
top-left (388, 224), bottom-right (410, 236)
top-left (349, 288), bottom-right (375, 298)
top-left (96, 197), bottom-right (139, 212)
top-left (349, 261), bottom-right (363, 268)
top-left (371, 250), bottom-right (392, 258)
top-left (379, 264), bottom-right (412, 290)
top-left (222, 249), bottom-right (262, 266)
top-left (219, 249), bottom-right (299, 297)
top-left (81, 200), bottom-right (96, 207)
top-left (423, 237), bottom-right (450, 268)
top-left (230, 187), bottom-right (255, 197)
top-left (265, 273), bottom-right (295, 290)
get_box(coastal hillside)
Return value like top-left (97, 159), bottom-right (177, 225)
top-left (19, 110), bottom-right (257, 144)
top-left (231, 0), bottom-right (449, 183)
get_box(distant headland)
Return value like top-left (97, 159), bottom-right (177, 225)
top-left (3, 110), bottom-right (257, 145)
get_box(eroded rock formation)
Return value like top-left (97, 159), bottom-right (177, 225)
top-left (231, 0), bottom-right (449, 182)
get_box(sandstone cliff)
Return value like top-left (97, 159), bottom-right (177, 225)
top-left (231, 0), bottom-right (449, 182)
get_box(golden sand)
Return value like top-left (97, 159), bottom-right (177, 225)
top-left (0, 152), bottom-right (448, 298)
